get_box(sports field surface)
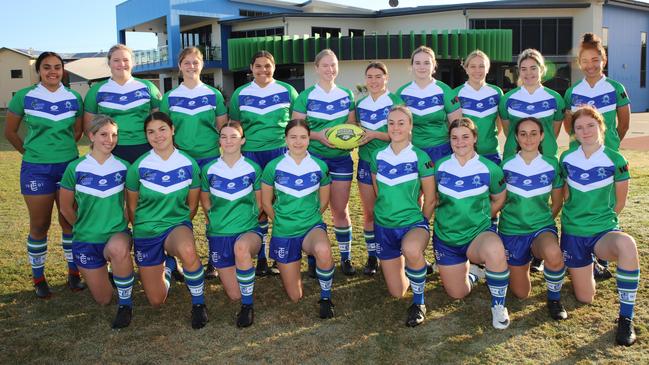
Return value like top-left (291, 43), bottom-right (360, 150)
top-left (0, 114), bottom-right (647, 363)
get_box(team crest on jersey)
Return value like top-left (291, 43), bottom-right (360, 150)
top-left (272, 95), bottom-right (281, 103)
top-left (114, 172), bottom-right (123, 183)
top-left (472, 175), bottom-right (482, 186)
top-left (310, 173), bottom-right (319, 183)
top-left (489, 97), bottom-right (496, 105)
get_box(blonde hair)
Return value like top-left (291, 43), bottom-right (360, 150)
top-left (389, 105), bottom-right (413, 124)
top-left (88, 115), bottom-right (118, 149)
top-left (178, 46), bottom-right (204, 65)
top-left (410, 46), bottom-right (437, 70)
top-left (517, 49), bottom-right (546, 85)
top-left (315, 49), bottom-right (337, 66)
top-left (107, 44), bottom-right (134, 62)
top-left (463, 49), bottom-right (491, 72)
top-left (571, 105), bottom-right (607, 145)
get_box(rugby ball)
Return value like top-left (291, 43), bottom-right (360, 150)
top-left (326, 124), bottom-right (365, 150)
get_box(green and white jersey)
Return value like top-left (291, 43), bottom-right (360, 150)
top-left (370, 143), bottom-right (434, 228)
top-left (564, 76), bottom-right (630, 151)
top-left (396, 79), bottom-right (461, 149)
top-left (261, 153), bottom-right (331, 237)
top-left (85, 78), bottom-right (161, 146)
top-left (455, 82), bottom-right (503, 155)
top-left (293, 84), bottom-right (355, 158)
top-left (560, 145), bottom-right (629, 236)
top-left (499, 153), bottom-right (563, 235)
top-left (434, 154), bottom-right (505, 245)
top-left (60, 154), bottom-right (129, 243)
top-left (356, 91), bottom-right (403, 162)
top-left (499, 86), bottom-right (565, 158)
top-left (229, 80), bottom-right (299, 152)
top-left (8, 83), bottom-right (82, 163)
top-left (201, 156), bottom-right (261, 236)
top-left (160, 83), bottom-right (227, 159)
top-left (126, 149), bottom-right (200, 238)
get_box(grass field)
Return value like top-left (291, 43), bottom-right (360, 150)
top-left (0, 114), bottom-right (648, 364)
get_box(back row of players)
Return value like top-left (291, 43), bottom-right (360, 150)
top-left (5, 32), bottom-right (639, 345)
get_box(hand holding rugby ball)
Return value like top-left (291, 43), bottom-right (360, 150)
top-left (325, 124), bottom-right (365, 150)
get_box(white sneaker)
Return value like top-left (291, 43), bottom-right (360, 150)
top-left (469, 264), bottom-right (486, 280)
top-left (491, 304), bottom-right (510, 329)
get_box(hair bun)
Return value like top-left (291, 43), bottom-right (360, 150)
top-left (582, 32), bottom-right (598, 44)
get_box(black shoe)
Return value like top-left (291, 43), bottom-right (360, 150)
top-left (341, 259), bottom-right (356, 276)
top-left (308, 262), bottom-right (317, 279)
top-left (363, 256), bottom-right (379, 276)
top-left (171, 258), bottom-right (185, 283)
top-left (319, 298), bottom-right (335, 319)
top-left (204, 262), bottom-right (218, 280)
top-left (191, 304), bottom-right (208, 329)
top-left (548, 300), bottom-right (568, 320)
top-left (530, 257), bottom-right (544, 273)
top-left (236, 304), bottom-right (255, 328)
top-left (594, 262), bottom-right (613, 281)
top-left (426, 261), bottom-right (435, 276)
top-left (256, 258), bottom-right (270, 277)
top-left (34, 279), bottom-right (52, 299)
top-left (67, 273), bottom-right (86, 292)
top-left (112, 305), bottom-right (132, 329)
top-left (269, 260), bottom-right (280, 275)
top-left (406, 304), bottom-right (426, 327)
top-left (616, 316), bottom-right (636, 346)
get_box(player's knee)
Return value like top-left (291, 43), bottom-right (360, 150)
top-left (314, 244), bottom-right (332, 262)
top-left (106, 243), bottom-right (130, 262)
top-left (575, 290), bottom-right (595, 304)
top-left (147, 294), bottom-right (166, 307)
top-left (288, 290), bottom-right (302, 303)
top-left (176, 242), bottom-right (198, 263)
top-left (445, 285), bottom-right (470, 300)
top-left (543, 248), bottom-right (564, 268)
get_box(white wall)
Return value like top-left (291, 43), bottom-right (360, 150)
top-left (375, 11), bottom-right (466, 34)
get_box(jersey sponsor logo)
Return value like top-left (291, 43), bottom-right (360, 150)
top-left (507, 98), bottom-right (556, 115)
top-left (169, 94), bottom-right (217, 111)
top-left (24, 96), bottom-right (80, 117)
top-left (307, 96), bottom-right (350, 116)
top-left (571, 91), bottom-right (616, 110)
top-left (239, 92), bottom-right (290, 110)
top-left (505, 170), bottom-right (554, 190)
top-left (564, 161), bottom-right (615, 192)
top-left (208, 171), bottom-right (256, 200)
top-left (358, 105), bottom-right (390, 129)
top-left (139, 166), bottom-right (192, 188)
top-left (437, 170), bottom-right (490, 198)
top-left (98, 87), bottom-right (151, 106)
top-left (275, 170), bottom-right (321, 191)
top-left (376, 160), bottom-right (419, 186)
top-left (459, 94), bottom-right (500, 113)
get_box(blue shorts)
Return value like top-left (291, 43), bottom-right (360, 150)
top-left (560, 230), bottom-right (617, 268)
top-left (432, 226), bottom-right (498, 266)
top-left (311, 153), bottom-right (354, 181)
top-left (133, 222), bottom-right (193, 267)
top-left (113, 143), bottom-right (151, 164)
top-left (375, 219), bottom-right (430, 260)
top-left (500, 226), bottom-right (557, 266)
top-left (243, 147), bottom-right (287, 169)
top-left (195, 155), bottom-right (220, 170)
top-left (20, 159), bottom-right (73, 195)
top-left (422, 142), bottom-right (452, 165)
top-left (270, 222), bottom-right (327, 264)
top-left (72, 242), bottom-right (108, 269)
top-left (208, 228), bottom-right (263, 268)
top-left (357, 159), bottom-right (373, 185)
top-left (482, 153), bottom-right (502, 166)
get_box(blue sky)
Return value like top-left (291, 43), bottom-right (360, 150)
top-left (1, 0), bottom-right (647, 53)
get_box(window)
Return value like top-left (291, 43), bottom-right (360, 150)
top-left (349, 29), bottom-right (364, 37)
top-left (239, 9), bottom-right (270, 17)
top-left (181, 25), bottom-right (212, 48)
top-left (312, 26), bottom-right (341, 38)
top-left (641, 32), bottom-right (647, 88)
top-left (470, 17), bottom-right (572, 56)
top-left (11, 69), bottom-right (23, 79)
top-left (230, 27), bottom-right (284, 39)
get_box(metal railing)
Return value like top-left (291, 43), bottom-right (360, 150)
top-left (133, 45), bottom-right (222, 66)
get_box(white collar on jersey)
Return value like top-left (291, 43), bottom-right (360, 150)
top-left (577, 144), bottom-right (605, 160)
top-left (251, 79), bottom-right (276, 89)
top-left (315, 83), bottom-right (339, 94)
top-left (581, 75), bottom-right (608, 89)
top-left (36, 82), bottom-right (64, 93)
top-left (388, 142), bottom-right (414, 156)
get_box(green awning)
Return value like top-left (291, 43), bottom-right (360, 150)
top-left (227, 29), bottom-right (512, 70)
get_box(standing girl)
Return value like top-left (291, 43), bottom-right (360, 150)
top-left (292, 49), bottom-right (357, 275)
top-left (355, 62), bottom-right (403, 275)
top-left (59, 115), bottom-right (134, 328)
top-left (5, 51), bottom-right (85, 297)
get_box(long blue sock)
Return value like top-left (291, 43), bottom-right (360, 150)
top-left (486, 269), bottom-right (510, 307)
top-left (364, 230), bottom-right (377, 258)
top-left (113, 273), bottom-right (135, 307)
top-left (236, 267), bottom-right (256, 305)
top-left (617, 268), bottom-right (640, 319)
top-left (258, 220), bottom-right (268, 259)
top-left (184, 265), bottom-right (205, 305)
top-left (27, 236), bottom-right (47, 282)
top-left (316, 265), bottom-right (334, 300)
top-left (544, 266), bottom-right (566, 301)
top-left (61, 233), bottom-right (79, 274)
top-left (405, 265), bottom-right (427, 305)
top-left (334, 226), bottom-right (352, 262)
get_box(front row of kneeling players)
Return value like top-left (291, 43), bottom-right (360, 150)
top-left (62, 105), bottom-right (638, 346)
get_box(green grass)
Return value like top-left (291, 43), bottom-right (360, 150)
top-left (0, 115), bottom-right (648, 363)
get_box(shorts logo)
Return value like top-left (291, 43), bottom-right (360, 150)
top-left (434, 249), bottom-right (444, 261)
top-left (211, 251), bottom-right (220, 263)
top-left (78, 253), bottom-right (88, 265)
top-left (28, 180), bottom-right (44, 192)
top-left (136, 250), bottom-right (145, 263)
top-left (562, 250), bottom-right (571, 262)
top-left (277, 247), bottom-right (287, 259)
